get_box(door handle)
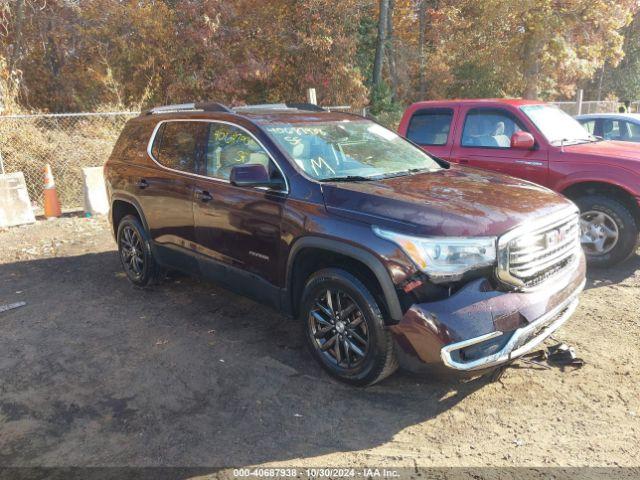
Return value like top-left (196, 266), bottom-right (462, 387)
top-left (459, 159), bottom-right (470, 164)
top-left (195, 188), bottom-right (213, 202)
top-left (135, 179), bottom-right (149, 189)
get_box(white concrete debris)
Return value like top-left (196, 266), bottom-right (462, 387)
top-left (82, 166), bottom-right (109, 215)
top-left (0, 172), bottom-right (36, 228)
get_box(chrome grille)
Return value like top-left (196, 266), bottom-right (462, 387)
top-left (497, 209), bottom-right (581, 289)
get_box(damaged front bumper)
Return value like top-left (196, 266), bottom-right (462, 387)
top-left (440, 278), bottom-right (584, 371)
top-left (390, 254), bottom-right (586, 375)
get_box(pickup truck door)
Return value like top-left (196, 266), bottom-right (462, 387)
top-left (402, 107), bottom-right (457, 160)
top-left (450, 106), bottom-right (549, 186)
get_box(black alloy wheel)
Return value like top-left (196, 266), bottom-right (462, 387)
top-left (116, 215), bottom-right (162, 287)
top-left (120, 224), bottom-right (145, 280)
top-left (301, 268), bottom-right (398, 386)
top-left (309, 288), bottom-right (370, 369)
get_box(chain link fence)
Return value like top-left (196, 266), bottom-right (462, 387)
top-left (0, 112), bottom-right (138, 212)
top-left (550, 100), bottom-right (621, 116)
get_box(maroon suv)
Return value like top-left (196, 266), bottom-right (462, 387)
top-left (105, 102), bottom-right (586, 385)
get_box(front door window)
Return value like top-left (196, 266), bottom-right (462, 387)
top-left (461, 109), bottom-right (525, 149)
top-left (204, 123), bottom-right (284, 188)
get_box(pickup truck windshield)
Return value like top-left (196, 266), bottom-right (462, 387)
top-left (264, 120), bottom-right (442, 181)
top-left (521, 104), bottom-right (596, 146)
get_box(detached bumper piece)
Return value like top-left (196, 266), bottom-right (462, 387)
top-left (440, 279), bottom-right (585, 371)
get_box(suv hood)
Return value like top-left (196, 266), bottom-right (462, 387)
top-left (321, 166), bottom-right (574, 237)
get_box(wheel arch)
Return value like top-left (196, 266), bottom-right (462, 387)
top-left (285, 237), bottom-right (403, 323)
top-left (561, 180), bottom-right (640, 222)
top-left (110, 195), bottom-right (150, 238)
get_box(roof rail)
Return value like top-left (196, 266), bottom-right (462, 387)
top-left (145, 103), bottom-right (195, 115)
top-left (233, 103), bottom-right (326, 112)
top-left (233, 103), bottom-right (290, 112)
top-left (145, 102), bottom-right (232, 115)
top-left (145, 101), bottom-right (326, 115)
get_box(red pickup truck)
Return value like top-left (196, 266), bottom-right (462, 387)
top-left (399, 99), bottom-right (640, 267)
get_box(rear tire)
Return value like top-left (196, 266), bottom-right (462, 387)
top-left (300, 268), bottom-right (398, 386)
top-left (575, 194), bottom-right (639, 268)
top-left (117, 215), bottom-right (163, 287)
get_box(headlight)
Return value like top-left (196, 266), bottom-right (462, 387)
top-left (373, 226), bottom-right (497, 282)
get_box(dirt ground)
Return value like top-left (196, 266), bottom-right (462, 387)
top-left (0, 215), bottom-right (638, 469)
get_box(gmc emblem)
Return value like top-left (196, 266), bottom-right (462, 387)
top-left (545, 228), bottom-right (566, 248)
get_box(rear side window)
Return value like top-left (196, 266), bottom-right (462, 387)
top-left (406, 108), bottom-right (453, 146)
top-left (111, 122), bottom-right (149, 163)
top-left (150, 121), bottom-right (207, 173)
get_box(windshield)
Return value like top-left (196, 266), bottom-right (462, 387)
top-left (263, 120), bottom-right (443, 181)
top-left (521, 104), bottom-right (595, 145)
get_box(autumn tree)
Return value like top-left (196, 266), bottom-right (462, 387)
top-left (372, 0), bottom-right (390, 93)
top-left (426, 0), bottom-right (634, 100)
top-left (0, 0), bottom-right (638, 113)
top-left (0, 0), bottom-right (369, 112)
top-left (592, 7), bottom-right (640, 101)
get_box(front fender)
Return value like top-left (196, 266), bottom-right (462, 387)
top-left (285, 236), bottom-right (404, 322)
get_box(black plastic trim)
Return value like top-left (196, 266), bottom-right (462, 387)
top-left (110, 194), bottom-right (150, 235)
top-left (154, 242), bottom-right (282, 309)
top-left (285, 236), bottom-right (403, 322)
top-left (285, 103), bottom-right (326, 112)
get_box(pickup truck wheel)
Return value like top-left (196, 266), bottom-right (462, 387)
top-left (575, 195), bottom-right (639, 268)
top-left (300, 268), bottom-right (398, 386)
top-left (117, 215), bottom-right (162, 286)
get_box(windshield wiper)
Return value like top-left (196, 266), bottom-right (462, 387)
top-left (319, 175), bottom-right (377, 182)
top-left (552, 136), bottom-right (601, 146)
top-left (380, 167), bottom-right (435, 179)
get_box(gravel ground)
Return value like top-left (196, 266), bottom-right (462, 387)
top-left (0, 215), bottom-right (638, 469)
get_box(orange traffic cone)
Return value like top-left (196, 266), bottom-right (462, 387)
top-left (43, 164), bottom-right (61, 218)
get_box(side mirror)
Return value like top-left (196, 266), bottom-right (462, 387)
top-left (230, 164), bottom-right (284, 190)
top-left (510, 131), bottom-right (535, 150)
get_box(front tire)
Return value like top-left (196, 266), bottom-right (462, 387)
top-left (116, 215), bottom-right (162, 286)
top-left (575, 194), bottom-right (639, 268)
top-left (300, 268), bottom-right (398, 386)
